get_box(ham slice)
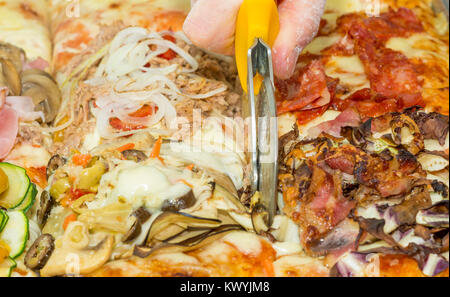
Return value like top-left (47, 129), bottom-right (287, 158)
top-left (0, 106), bottom-right (19, 159)
top-left (5, 96), bottom-right (44, 122)
top-left (308, 108), bottom-right (361, 138)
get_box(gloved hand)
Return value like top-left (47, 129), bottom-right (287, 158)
top-left (183, 0), bottom-right (326, 79)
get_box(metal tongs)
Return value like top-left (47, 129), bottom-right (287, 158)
top-left (235, 0), bottom-right (280, 228)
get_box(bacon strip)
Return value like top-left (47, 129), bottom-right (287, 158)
top-left (329, 8), bottom-right (425, 118)
top-left (298, 166), bottom-right (356, 252)
top-left (276, 60), bottom-right (331, 114)
top-left (308, 108), bottom-right (361, 138)
top-left (337, 8), bottom-right (424, 43)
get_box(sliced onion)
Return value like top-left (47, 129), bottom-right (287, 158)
top-left (184, 86), bottom-right (228, 99)
top-left (416, 210), bottom-right (449, 228)
top-left (422, 254), bottom-right (449, 277)
top-left (332, 252), bottom-right (369, 277)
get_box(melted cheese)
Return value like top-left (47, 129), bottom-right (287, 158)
top-left (386, 33), bottom-right (449, 89)
top-left (299, 110), bottom-right (342, 140)
top-left (325, 55), bottom-right (371, 94)
top-left (322, 0), bottom-right (389, 30)
top-left (164, 119), bottom-right (245, 190)
top-left (387, 33), bottom-right (449, 63)
top-left (0, 1), bottom-right (51, 62)
top-left (272, 242), bottom-right (302, 257)
top-left (5, 144), bottom-right (51, 168)
top-left (82, 128), bottom-right (101, 152)
top-left (112, 166), bottom-right (171, 208)
top-left (304, 34), bottom-right (342, 55)
top-left (278, 113), bottom-right (297, 137)
top-left (223, 231), bottom-right (262, 256)
top-left (271, 215), bottom-right (301, 244)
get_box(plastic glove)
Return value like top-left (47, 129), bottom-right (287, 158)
top-left (183, 0), bottom-right (326, 79)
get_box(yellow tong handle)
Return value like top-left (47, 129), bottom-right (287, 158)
top-left (235, 0), bottom-right (280, 94)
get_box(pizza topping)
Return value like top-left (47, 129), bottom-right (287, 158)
top-left (23, 57), bottom-right (49, 71)
top-left (409, 112), bottom-right (449, 146)
top-left (337, 8), bottom-right (424, 43)
top-left (279, 108), bottom-right (449, 274)
top-left (36, 191), bottom-right (54, 229)
top-left (20, 69), bottom-right (62, 123)
top-left (308, 108), bottom-right (361, 138)
top-left (46, 154), bottom-right (67, 179)
top-left (308, 218), bottom-right (360, 258)
top-left (0, 58), bottom-right (21, 96)
top-left (416, 201), bottom-right (449, 228)
top-left (121, 149), bottom-right (148, 163)
top-left (0, 106), bottom-right (18, 160)
top-left (276, 60), bottom-right (331, 114)
top-left (40, 223), bottom-right (114, 277)
top-left (24, 234), bottom-right (55, 271)
top-left (122, 207), bottom-right (152, 243)
top-left (421, 253), bottom-right (449, 277)
top-left (161, 189), bottom-right (196, 212)
top-left (330, 252), bottom-right (380, 277)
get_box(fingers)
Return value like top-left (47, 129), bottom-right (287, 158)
top-left (272, 0), bottom-right (326, 79)
top-left (183, 0), bottom-right (243, 55)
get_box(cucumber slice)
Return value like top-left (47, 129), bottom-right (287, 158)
top-left (0, 210), bottom-right (8, 232)
top-left (15, 183), bottom-right (37, 213)
top-left (0, 257), bottom-right (16, 277)
top-left (0, 211), bottom-right (29, 259)
top-left (0, 163), bottom-right (31, 209)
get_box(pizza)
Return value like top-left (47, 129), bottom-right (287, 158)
top-left (0, 0), bottom-right (448, 278)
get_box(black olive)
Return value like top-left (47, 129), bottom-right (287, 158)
top-left (46, 155), bottom-right (66, 179)
top-left (121, 150), bottom-right (148, 163)
top-left (161, 190), bottom-right (196, 212)
top-left (24, 234), bottom-right (55, 271)
top-left (36, 191), bottom-right (54, 228)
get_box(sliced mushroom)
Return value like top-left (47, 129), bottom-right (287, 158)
top-left (40, 224), bottom-right (114, 277)
top-left (121, 149), bottom-right (148, 162)
top-left (24, 234), bottom-right (55, 271)
top-left (0, 42), bottom-right (25, 71)
top-left (0, 58), bottom-right (21, 95)
top-left (161, 189), bottom-right (196, 212)
top-left (36, 191), bottom-right (54, 228)
top-left (46, 155), bottom-right (67, 179)
top-left (21, 69), bottom-right (61, 123)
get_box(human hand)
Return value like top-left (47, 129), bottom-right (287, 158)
top-left (183, 0), bottom-right (326, 79)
